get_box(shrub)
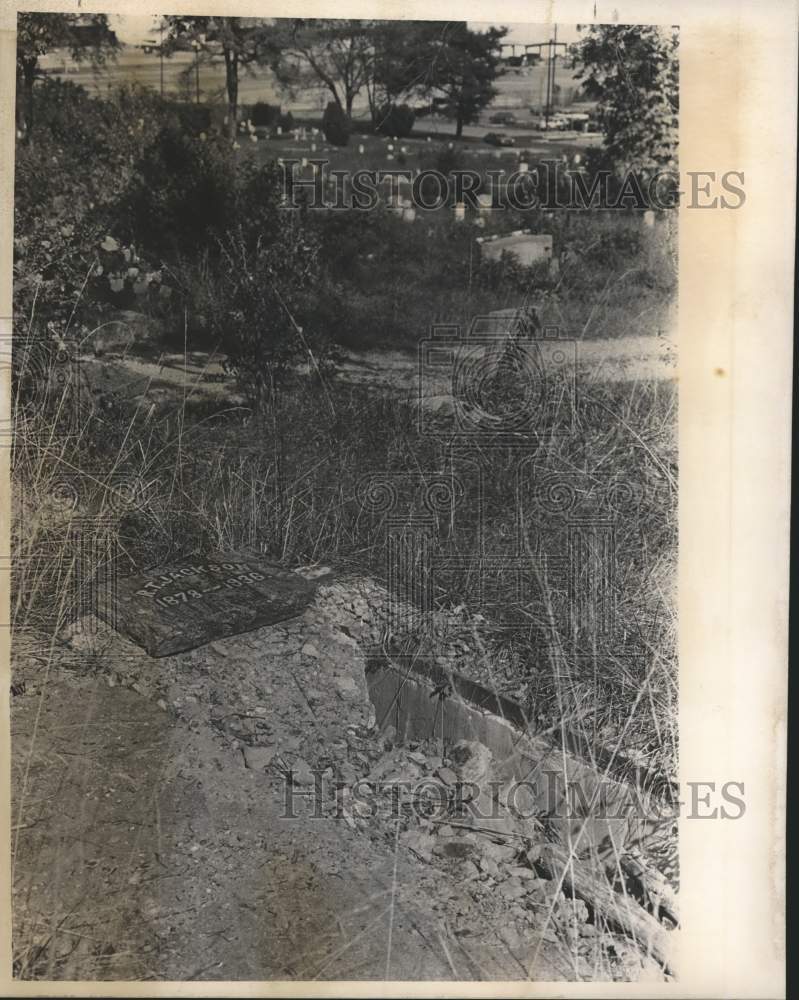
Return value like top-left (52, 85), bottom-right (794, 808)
top-left (203, 220), bottom-right (327, 406)
top-left (251, 101), bottom-right (281, 128)
top-left (13, 79), bottom-right (168, 334)
top-left (119, 126), bottom-right (237, 258)
top-left (250, 103), bottom-right (294, 134)
top-left (322, 102), bottom-right (350, 146)
top-left (159, 162), bottom-right (331, 403)
top-left (169, 102), bottom-right (212, 134)
top-left (375, 103), bottom-right (415, 138)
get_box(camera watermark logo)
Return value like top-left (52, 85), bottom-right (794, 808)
top-left (10, 470), bottom-right (156, 635)
top-left (358, 466), bottom-right (632, 644)
top-left (418, 310), bottom-right (576, 441)
top-left (2, 331), bottom-right (85, 451)
top-left (357, 309), bottom-right (636, 647)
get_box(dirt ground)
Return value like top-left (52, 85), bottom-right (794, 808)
top-left (10, 590), bottom-right (565, 981)
top-left (11, 576), bottom-right (670, 983)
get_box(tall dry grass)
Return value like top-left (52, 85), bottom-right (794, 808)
top-left (11, 305), bottom-right (677, 981)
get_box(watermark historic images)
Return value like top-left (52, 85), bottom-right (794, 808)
top-left (281, 161), bottom-right (746, 211)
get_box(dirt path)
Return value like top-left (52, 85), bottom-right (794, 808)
top-left (77, 324), bottom-right (676, 418)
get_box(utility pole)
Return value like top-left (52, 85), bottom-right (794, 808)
top-left (525, 33), bottom-right (568, 127)
top-left (159, 18), bottom-right (164, 98)
top-left (543, 26), bottom-right (567, 130)
top-left (193, 40), bottom-right (200, 104)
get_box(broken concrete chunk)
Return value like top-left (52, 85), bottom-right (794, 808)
top-left (498, 879), bottom-right (527, 900)
top-left (335, 674), bottom-right (359, 697)
top-left (448, 740), bottom-right (493, 785)
top-left (479, 856), bottom-right (500, 878)
top-left (242, 745), bottom-right (277, 770)
top-left (508, 865), bottom-right (537, 880)
top-left (399, 829), bottom-right (436, 863)
top-left (482, 841), bottom-right (518, 864)
top-left (435, 766), bottom-right (459, 786)
top-left (462, 860), bottom-right (481, 880)
top-left (436, 839), bottom-right (475, 860)
top-left (293, 564), bottom-right (334, 580)
top-left (290, 757), bottom-right (316, 786)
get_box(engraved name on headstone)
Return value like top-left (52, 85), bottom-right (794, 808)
top-left (102, 552), bottom-right (317, 657)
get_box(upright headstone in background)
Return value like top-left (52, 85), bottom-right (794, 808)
top-left (480, 232), bottom-right (553, 269)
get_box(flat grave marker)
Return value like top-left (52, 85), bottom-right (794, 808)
top-left (101, 552), bottom-right (317, 657)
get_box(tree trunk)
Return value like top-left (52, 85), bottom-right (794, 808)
top-left (455, 110), bottom-right (464, 139)
top-left (21, 58), bottom-right (37, 143)
top-left (365, 77), bottom-right (377, 125)
top-left (224, 47), bottom-right (238, 138)
top-left (328, 86), bottom-right (344, 114)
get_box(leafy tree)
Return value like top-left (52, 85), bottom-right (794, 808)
top-left (13, 79), bottom-right (167, 334)
top-left (201, 164), bottom-right (327, 407)
top-left (424, 23), bottom-right (507, 139)
top-left (571, 25), bottom-right (678, 174)
top-left (271, 19), bottom-right (373, 120)
top-left (16, 13), bottom-right (118, 140)
top-left (120, 125), bottom-right (239, 258)
top-left (272, 20), bottom-right (454, 127)
top-left (366, 21), bottom-right (443, 122)
top-left (162, 16), bottom-right (271, 136)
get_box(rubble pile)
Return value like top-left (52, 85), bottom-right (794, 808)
top-left (321, 733), bottom-right (671, 979)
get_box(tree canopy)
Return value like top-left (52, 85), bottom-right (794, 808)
top-left (421, 23), bottom-right (507, 138)
top-left (162, 16), bottom-right (272, 134)
top-left (271, 19), bottom-right (506, 134)
top-left (270, 19), bottom-right (373, 119)
top-left (571, 25), bottom-right (678, 174)
top-left (16, 13), bottom-right (118, 137)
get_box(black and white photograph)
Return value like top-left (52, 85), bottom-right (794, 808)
top-left (2, 2), bottom-right (790, 994)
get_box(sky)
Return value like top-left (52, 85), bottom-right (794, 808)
top-left (110, 15), bottom-right (583, 48)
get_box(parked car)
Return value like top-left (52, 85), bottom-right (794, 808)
top-left (489, 111), bottom-right (518, 125)
top-left (483, 132), bottom-right (516, 147)
top-left (530, 113), bottom-right (571, 131)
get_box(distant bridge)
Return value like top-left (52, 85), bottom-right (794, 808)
top-left (499, 42), bottom-right (545, 60)
top-left (499, 40), bottom-right (573, 70)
